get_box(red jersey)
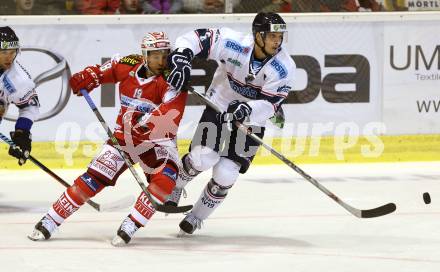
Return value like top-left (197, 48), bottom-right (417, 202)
top-left (98, 54), bottom-right (187, 146)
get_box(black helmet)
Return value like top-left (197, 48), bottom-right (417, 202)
top-left (0, 26), bottom-right (20, 50)
top-left (252, 12), bottom-right (287, 34)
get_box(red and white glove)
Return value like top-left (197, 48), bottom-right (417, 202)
top-left (69, 66), bottom-right (102, 96)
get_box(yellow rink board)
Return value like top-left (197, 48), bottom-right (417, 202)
top-left (1, 135), bottom-right (439, 170)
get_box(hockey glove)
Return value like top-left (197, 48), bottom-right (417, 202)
top-left (69, 66), bottom-right (102, 96)
top-left (8, 130), bottom-right (32, 166)
top-left (269, 106), bottom-right (285, 129)
top-left (167, 48), bottom-right (194, 91)
top-left (218, 100), bottom-right (252, 126)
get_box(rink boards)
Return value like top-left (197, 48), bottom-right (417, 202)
top-left (1, 134), bottom-right (440, 169)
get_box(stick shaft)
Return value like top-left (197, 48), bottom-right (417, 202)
top-left (190, 89), bottom-right (367, 217)
top-left (80, 90), bottom-right (154, 203)
top-left (0, 132), bottom-right (101, 211)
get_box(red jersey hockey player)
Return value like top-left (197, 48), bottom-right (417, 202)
top-left (28, 32), bottom-right (188, 245)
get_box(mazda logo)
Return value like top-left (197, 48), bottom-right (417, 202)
top-left (3, 47), bottom-right (71, 122)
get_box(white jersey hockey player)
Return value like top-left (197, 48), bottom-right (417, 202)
top-left (0, 26), bottom-right (39, 165)
top-left (165, 12), bottom-right (296, 235)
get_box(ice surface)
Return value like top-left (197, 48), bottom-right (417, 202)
top-left (0, 162), bottom-right (439, 272)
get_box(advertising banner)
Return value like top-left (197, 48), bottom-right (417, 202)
top-left (383, 21), bottom-right (440, 134)
top-left (1, 16), bottom-right (437, 142)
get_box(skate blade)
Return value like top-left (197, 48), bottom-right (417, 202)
top-left (27, 229), bottom-right (45, 241)
top-left (111, 236), bottom-right (128, 247)
top-left (177, 230), bottom-right (189, 238)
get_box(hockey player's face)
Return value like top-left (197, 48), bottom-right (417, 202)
top-left (0, 49), bottom-right (17, 70)
top-left (146, 50), bottom-right (169, 75)
top-left (263, 32), bottom-right (283, 55)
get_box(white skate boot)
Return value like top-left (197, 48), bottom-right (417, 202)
top-left (28, 216), bottom-right (58, 241)
top-left (178, 212), bottom-right (203, 237)
top-left (111, 216), bottom-right (140, 247)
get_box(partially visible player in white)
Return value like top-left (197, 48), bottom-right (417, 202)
top-left (165, 12), bottom-right (296, 235)
top-left (0, 26), bottom-right (39, 166)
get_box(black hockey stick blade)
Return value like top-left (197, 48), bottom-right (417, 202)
top-left (189, 88), bottom-right (398, 219)
top-left (155, 203), bottom-right (193, 213)
top-left (138, 184), bottom-right (193, 213)
top-left (360, 203), bottom-right (397, 218)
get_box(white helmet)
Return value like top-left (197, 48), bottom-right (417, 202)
top-left (141, 32), bottom-right (171, 58)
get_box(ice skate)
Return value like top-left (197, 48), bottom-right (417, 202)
top-left (28, 216), bottom-right (58, 241)
top-left (111, 216), bottom-right (140, 246)
top-left (178, 212), bottom-right (203, 237)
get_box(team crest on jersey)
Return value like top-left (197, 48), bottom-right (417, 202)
top-left (119, 55), bottom-right (143, 66)
top-left (225, 40), bottom-right (250, 55)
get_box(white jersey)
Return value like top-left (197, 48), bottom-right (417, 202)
top-left (0, 60), bottom-right (39, 123)
top-left (175, 27), bottom-right (296, 127)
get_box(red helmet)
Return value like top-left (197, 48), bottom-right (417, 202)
top-left (141, 32), bottom-right (171, 58)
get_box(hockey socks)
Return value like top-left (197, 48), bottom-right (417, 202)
top-left (29, 173), bottom-right (104, 240)
top-left (180, 179), bottom-right (231, 234)
top-left (111, 192), bottom-right (156, 246)
top-left (192, 178), bottom-right (231, 219)
top-left (29, 186), bottom-right (83, 242)
top-left (129, 191), bottom-right (157, 227)
top-left (47, 188), bottom-right (82, 225)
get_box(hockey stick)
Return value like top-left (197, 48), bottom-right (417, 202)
top-left (0, 132), bottom-right (134, 212)
top-left (80, 89), bottom-right (192, 214)
top-left (190, 88), bottom-right (396, 218)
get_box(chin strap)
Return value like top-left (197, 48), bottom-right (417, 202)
top-left (255, 33), bottom-right (270, 58)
